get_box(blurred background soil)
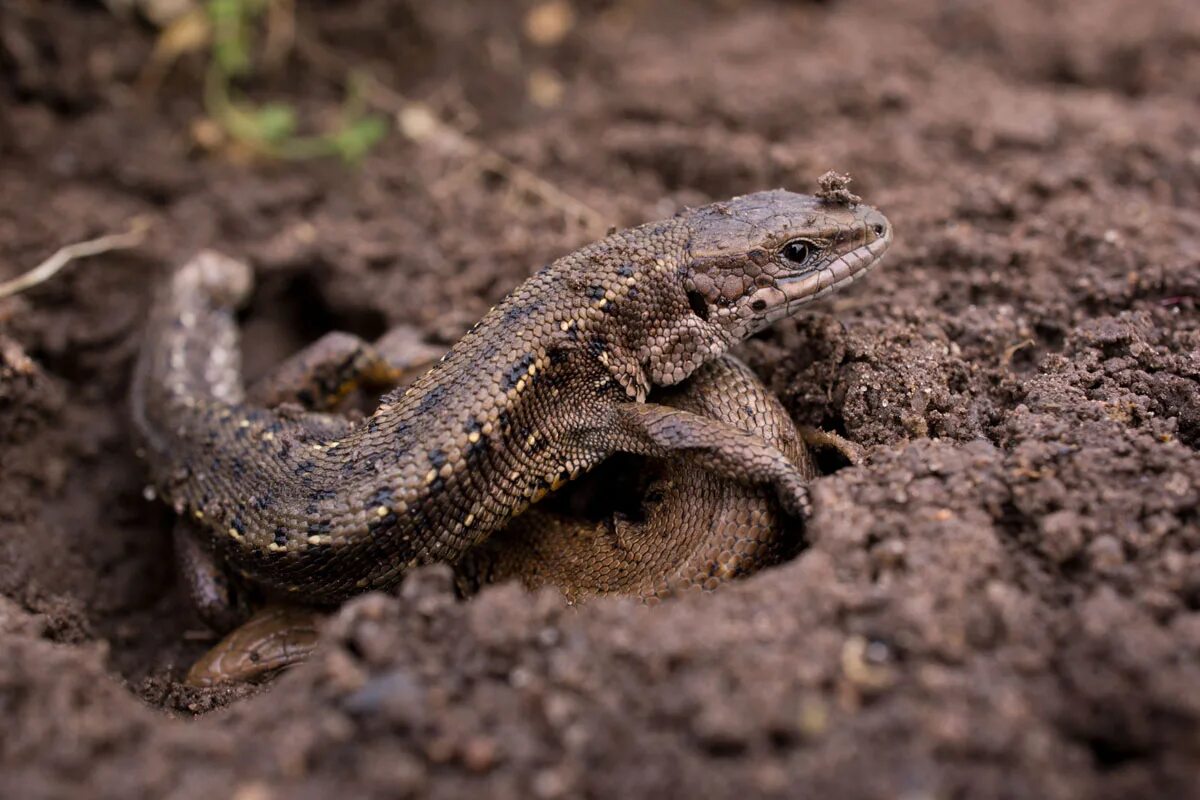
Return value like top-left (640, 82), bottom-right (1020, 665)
top-left (1, 0), bottom-right (1199, 797)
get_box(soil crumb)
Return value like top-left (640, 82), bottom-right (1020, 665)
top-left (815, 170), bottom-right (863, 207)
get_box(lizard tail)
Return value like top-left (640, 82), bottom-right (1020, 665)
top-left (130, 251), bottom-right (254, 466)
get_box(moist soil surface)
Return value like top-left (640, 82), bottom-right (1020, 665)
top-left (2, 1), bottom-right (1199, 798)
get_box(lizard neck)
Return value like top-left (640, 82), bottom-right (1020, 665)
top-left (538, 214), bottom-right (737, 396)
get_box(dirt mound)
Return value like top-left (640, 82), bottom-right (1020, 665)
top-left (1, 1), bottom-right (1198, 797)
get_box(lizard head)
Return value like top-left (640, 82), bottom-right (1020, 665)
top-left (641, 189), bottom-right (891, 385)
top-left (683, 189), bottom-right (891, 338)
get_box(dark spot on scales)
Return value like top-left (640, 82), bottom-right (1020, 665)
top-left (407, 504), bottom-right (429, 533)
top-left (428, 448), bottom-right (447, 469)
top-left (502, 353), bottom-right (536, 391)
top-left (366, 486), bottom-right (395, 508)
top-left (548, 345), bottom-right (571, 366)
top-left (368, 512), bottom-right (397, 534)
top-left (466, 433), bottom-right (491, 464)
top-left (503, 298), bottom-right (543, 324)
top-left (417, 385), bottom-right (447, 414)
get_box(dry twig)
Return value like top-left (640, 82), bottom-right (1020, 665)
top-left (0, 218), bottom-right (151, 300)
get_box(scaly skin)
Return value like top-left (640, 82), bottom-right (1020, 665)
top-left (131, 190), bottom-right (891, 608)
top-left (455, 354), bottom-right (816, 603)
top-left (186, 354), bottom-right (831, 685)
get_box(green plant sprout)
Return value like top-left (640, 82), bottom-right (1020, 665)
top-left (203, 0), bottom-right (386, 161)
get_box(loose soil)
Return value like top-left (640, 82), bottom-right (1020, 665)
top-left (2, 1), bottom-right (1199, 798)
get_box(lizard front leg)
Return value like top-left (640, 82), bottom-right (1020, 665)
top-left (797, 426), bottom-right (865, 466)
top-left (605, 403), bottom-right (814, 518)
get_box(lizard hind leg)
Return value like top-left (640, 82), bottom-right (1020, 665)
top-left (797, 425), bottom-right (865, 469)
top-left (179, 325), bottom-right (442, 685)
top-left (175, 480), bottom-right (324, 686)
top-left (248, 327), bottom-right (444, 411)
top-left (173, 518), bottom-right (256, 634)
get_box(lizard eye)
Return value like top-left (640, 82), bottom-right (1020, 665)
top-left (780, 239), bottom-right (817, 267)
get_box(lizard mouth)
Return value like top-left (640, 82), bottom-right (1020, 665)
top-left (762, 223), bottom-right (893, 324)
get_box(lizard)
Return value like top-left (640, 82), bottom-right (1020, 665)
top-left (454, 353), bottom-right (824, 603)
top-left (186, 354), bottom-right (855, 684)
top-left (131, 188), bottom-right (891, 675)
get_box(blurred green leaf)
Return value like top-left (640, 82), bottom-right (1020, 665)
top-left (207, 0), bottom-right (251, 75)
top-left (202, 0), bottom-right (386, 162)
top-left (249, 103), bottom-right (298, 144)
top-left (331, 116), bottom-right (388, 162)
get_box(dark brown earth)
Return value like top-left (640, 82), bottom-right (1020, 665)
top-left (2, 1), bottom-right (1199, 797)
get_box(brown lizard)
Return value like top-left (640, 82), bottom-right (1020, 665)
top-left (186, 353), bottom-right (828, 683)
top-left (455, 353), bottom-right (826, 603)
top-left (132, 189), bottom-right (891, 677)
